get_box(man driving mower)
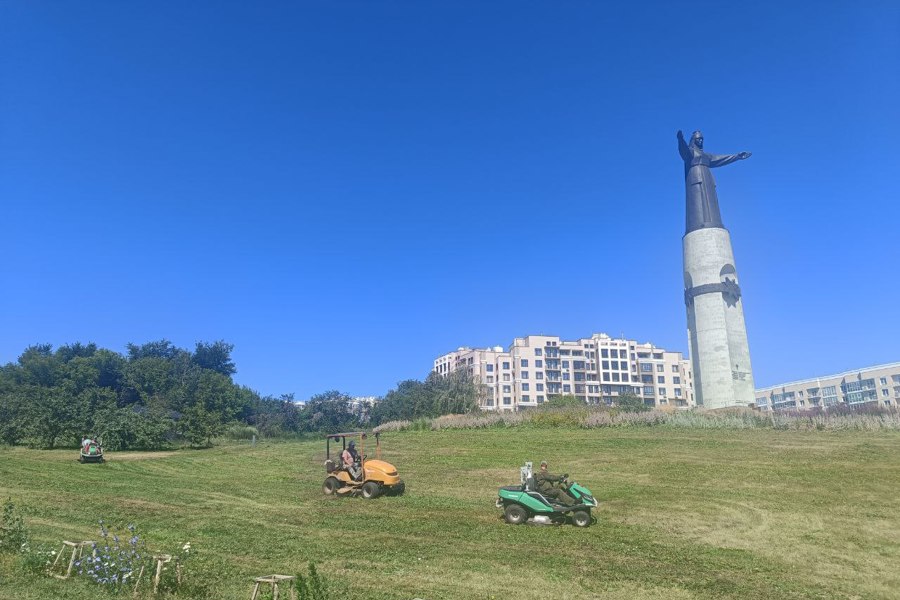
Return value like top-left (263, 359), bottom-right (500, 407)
top-left (342, 440), bottom-right (362, 481)
top-left (535, 460), bottom-right (576, 506)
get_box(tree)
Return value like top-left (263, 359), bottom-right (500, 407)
top-left (177, 370), bottom-right (242, 446)
top-left (615, 392), bottom-right (650, 412)
top-left (192, 341), bottom-right (236, 376)
top-left (300, 390), bottom-right (358, 433)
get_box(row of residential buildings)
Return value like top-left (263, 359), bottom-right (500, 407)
top-left (754, 362), bottom-right (900, 411)
top-left (434, 333), bottom-right (693, 411)
top-left (433, 333), bottom-right (899, 413)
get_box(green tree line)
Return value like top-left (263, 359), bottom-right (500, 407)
top-left (0, 341), bottom-right (482, 450)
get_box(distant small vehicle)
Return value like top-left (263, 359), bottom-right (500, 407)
top-left (322, 432), bottom-right (404, 499)
top-left (496, 462), bottom-right (598, 527)
top-left (79, 437), bottom-right (104, 463)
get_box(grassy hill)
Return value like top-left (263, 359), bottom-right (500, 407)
top-left (1, 427), bottom-right (898, 599)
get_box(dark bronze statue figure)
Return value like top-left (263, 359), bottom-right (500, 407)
top-left (677, 130), bottom-right (751, 234)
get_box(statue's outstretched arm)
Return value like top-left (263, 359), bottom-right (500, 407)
top-left (708, 151), bottom-right (751, 168)
top-left (677, 130), bottom-right (691, 161)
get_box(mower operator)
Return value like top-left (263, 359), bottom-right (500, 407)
top-left (342, 440), bottom-right (362, 481)
top-left (536, 460), bottom-right (576, 506)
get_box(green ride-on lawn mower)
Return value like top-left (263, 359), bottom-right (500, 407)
top-left (496, 462), bottom-right (598, 527)
top-left (79, 436), bottom-right (105, 463)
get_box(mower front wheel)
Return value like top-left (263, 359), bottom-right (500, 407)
top-left (361, 481), bottom-right (382, 499)
top-left (323, 477), bottom-right (342, 495)
top-left (572, 510), bottom-right (591, 527)
top-left (504, 503), bottom-right (528, 525)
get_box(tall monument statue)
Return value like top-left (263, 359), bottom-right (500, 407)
top-left (678, 130), bottom-right (755, 409)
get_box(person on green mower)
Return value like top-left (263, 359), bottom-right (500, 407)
top-left (535, 460), bottom-right (576, 506)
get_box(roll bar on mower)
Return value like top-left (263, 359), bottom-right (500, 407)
top-left (324, 431), bottom-right (382, 463)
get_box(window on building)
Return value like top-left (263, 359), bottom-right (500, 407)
top-left (503, 385), bottom-right (511, 393)
top-left (657, 376), bottom-right (665, 384)
top-left (883, 389), bottom-right (889, 396)
top-left (522, 371), bottom-right (529, 379)
top-left (503, 373), bottom-right (510, 382)
top-left (656, 364), bottom-right (664, 372)
top-left (611, 373), bottom-right (619, 382)
top-left (522, 383), bottom-right (530, 391)
top-left (601, 349), bottom-right (609, 358)
top-left (673, 376), bottom-right (681, 384)
top-left (486, 364), bottom-right (494, 372)
top-left (521, 359), bottom-right (528, 367)
top-left (502, 362), bottom-right (510, 370)
top-left (641, 374), bottom-right (653, 383)
top-left (535, 359), bottom-right (543, 368)
top-left (562, 361), bottom-right (569, 369)
top-left (675, 388), bottom-right (682, 397)
top-left (575, 384), bottom-right (585, 393)
top-left (672, 365), bottom-right (679, 372)
top-left (603, 373), bottom-right (610, 381)
top-left (643, 386), bottom-right (654, 396)
top-left (602, 360), bottom-right (610, 369)
top-left (659, 387), bottom-right (667, 396)
top-left (522, 395), bottom-right (530, 402)
top-left (537, 395), bottom-right (544, 403)
top-left (880, 377), bottom-right (887, 385)
top-left (486, 376), bottom-right (494, 383)
top-left (536, 383), bottom-right (544, 391)
top-left (563, 384), bottom-right (571, 393)
top-left (536, 371), bottom-right (544, 380)
top-left (562, 372), bottom-right (570, 380)
top-left (610, 349), bottom-right (618, 358)
top-left (534, 348), bottom-right (542, 356)
top-left (640, 363), bottom-right (652, 372)
top-left (503, 397), bottom-right (511, 405)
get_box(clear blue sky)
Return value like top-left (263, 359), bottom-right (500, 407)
top-left (2, 1), bottom-right (898, 399)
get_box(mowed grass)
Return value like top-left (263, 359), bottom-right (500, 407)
top-left (1, 427), bottom-right (899, 600)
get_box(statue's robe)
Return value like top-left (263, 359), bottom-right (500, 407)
top-left (678, 137), bottom-right (743, 233)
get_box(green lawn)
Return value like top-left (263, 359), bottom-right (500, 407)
top-left (1, 427), bottom-right (898, 599)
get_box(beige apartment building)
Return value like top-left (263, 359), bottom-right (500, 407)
top-left (434, 333), bottom-right (694, 411)
top-left (755, 362), bottom-right (900, 411)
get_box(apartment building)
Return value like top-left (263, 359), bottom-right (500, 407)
top-left (434, 333), bottom-right (694, 411)
top-left (755, 362), bottom-right (900, 411)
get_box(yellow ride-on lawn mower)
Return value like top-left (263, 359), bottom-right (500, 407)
top-left (322, 432), bottom-right (405, 499)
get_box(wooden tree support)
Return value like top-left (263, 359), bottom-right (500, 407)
top-left (250, 574), bottom-right (297, 600)
top-left (152, 554), bottom-right (181, 594)
top-left (50, 540), bottom-right (95, 579)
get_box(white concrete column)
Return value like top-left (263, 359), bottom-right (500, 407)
top-left (683, 228), bottom-right (755, 409)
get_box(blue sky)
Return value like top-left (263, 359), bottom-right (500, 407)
top-left (2, 1), bottom-right (898, 399)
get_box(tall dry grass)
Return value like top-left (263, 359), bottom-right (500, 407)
top-left (373, 405), bottom-right (900, 433)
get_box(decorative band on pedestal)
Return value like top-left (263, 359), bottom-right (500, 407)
top-left (684, 278), bottom-right (741, 306)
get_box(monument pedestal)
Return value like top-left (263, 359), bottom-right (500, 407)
top-left (683, 227), bottom-right (755, 409)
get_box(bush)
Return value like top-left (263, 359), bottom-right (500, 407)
top-left (223, 424), bottom-right (259, 440)
top-left (0, 498), bottom-right (27, 553)
top-left (297, 562), bottom-right (329, 600)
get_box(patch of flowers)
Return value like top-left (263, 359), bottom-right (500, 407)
top-left (75, 521), bottom-right (146, 590)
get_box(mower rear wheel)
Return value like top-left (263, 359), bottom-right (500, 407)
top-left (361, 481), bottom-right (382, 499)
top-left (504, 503), bottom-right (528, 525)
top-left (323, 477), bottom-right (342, 495)
top-left (572, 510), bottom-right (591, 527)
